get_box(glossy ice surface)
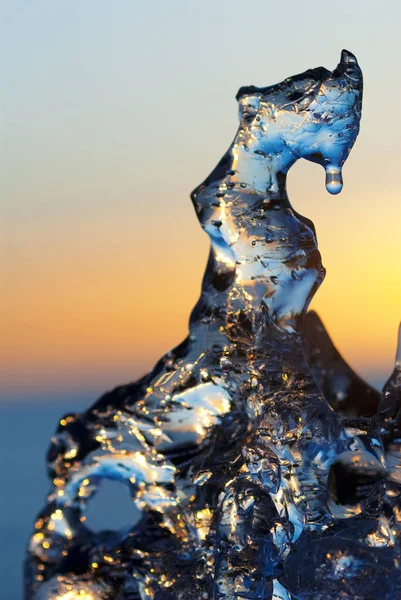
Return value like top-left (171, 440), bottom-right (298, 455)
top-left (25, 51), bottom-right (401, 599)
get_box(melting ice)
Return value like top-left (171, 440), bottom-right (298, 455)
top-left (25, 51), bottom-right (401, 600)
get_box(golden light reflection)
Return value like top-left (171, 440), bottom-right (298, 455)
top-left (2, 152), bottom-right (400, 401)
top-left (57, 592), bottom-right (94, 600)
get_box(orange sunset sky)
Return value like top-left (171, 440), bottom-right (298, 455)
top-left (1, 0), bottom-right (400, 403)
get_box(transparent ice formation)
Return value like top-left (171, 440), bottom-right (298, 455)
top-left (25, 51), bottom-right (401, 599)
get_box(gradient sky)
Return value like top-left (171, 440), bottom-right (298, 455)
top-left (1, 0), bottom-right (400, 403)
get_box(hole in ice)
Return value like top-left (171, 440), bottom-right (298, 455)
top-left (327, 450), bottom-right (386, 517)
top-left (84, 479), bottom-right (140, 532)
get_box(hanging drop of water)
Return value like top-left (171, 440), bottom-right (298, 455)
top-left (325, 165), bottom-right (343, 195)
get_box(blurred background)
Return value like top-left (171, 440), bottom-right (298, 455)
top-left (1, 0), bottom-right (400, 597)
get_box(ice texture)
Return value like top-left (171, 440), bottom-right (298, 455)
top-left (25, 50), bottom-right (401, 599)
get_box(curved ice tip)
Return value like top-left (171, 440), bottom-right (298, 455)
top-left (396, 322), bottom-right (401, 368)
top-left (341, 49), bottom-right (358, 65)
top-left (336, 49), bottom-right (362, 85)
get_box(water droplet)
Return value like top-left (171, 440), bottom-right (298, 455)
top-left (325, 166), bottom-right (343, 195)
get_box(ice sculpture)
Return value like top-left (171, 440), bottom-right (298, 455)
top-left (25, 50), bottom-right (401, 599)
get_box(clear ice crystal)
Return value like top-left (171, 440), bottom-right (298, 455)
top-left (25, 50), bottom-right (401, 599)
